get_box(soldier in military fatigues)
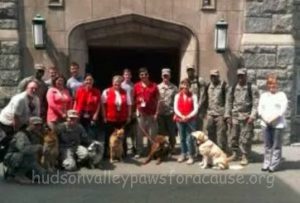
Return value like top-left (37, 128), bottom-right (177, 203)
top-left (4, 117), bottom-right (46, 184)
top-left (225, 68), bottom-right (259, 165)
top-left (205, 69), bottom-right (228, 151)
top-left (157, 68), bottom-right (178, 152)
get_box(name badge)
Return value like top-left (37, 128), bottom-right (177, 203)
top-left (141, 101), bottom-right (146, 107)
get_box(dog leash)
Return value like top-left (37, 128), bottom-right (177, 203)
top-left (137, 123), bottom-right (155, 144)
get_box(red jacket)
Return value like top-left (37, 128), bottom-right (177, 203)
top-left (74, 86), bottom-right (101, 117)
top-left (105, 88), bottom-right (128, 122)
top-left (134, 81), bottom-right (159, 115)
top-left (174, 92), bottom-right (195, 122)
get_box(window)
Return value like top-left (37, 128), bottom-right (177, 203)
top-left (201, 0), bottom-right (216, 10)
top-left (48, 0), bottom-right (64, 7)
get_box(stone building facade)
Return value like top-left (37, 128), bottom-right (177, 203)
top-left (0, 0), bottom-right (299, 143)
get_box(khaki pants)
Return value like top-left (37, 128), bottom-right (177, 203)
top-left (136, 114), bottom-right (158, 156)
top-left (206, 115), bottom-right (227, 151)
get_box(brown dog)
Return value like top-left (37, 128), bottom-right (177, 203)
top-left (143, 135), bottom-right (171, 165)
top-left (41, 127), bottom-right (59, 172)
top-left (109, 128), bottom-right (125, 163)
top-left (192, 131), bottom-right (234, 170)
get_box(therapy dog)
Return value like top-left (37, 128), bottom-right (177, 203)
top-left (192, 131), bottom-right (235, 170)
top-left (87, 141), bottom-right (104, 169)
top-left (143, 135), bottom-right (171, 165)
top-left (109, 128), bottom-right (125, 163)
top-left (41, 127), bottom-right (59, 172)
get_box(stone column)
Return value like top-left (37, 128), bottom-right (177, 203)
top-left (0, 0), bottom-right (20, 108)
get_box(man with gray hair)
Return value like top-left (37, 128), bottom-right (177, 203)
top-left (157, 68), bottom-right (178, 152)
top-left (3, 116), bottom-right (46, 184)
top-left (17, 64), bottom-right (48, 119)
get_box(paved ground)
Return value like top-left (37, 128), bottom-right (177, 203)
top-left (0, 144), bottom-right (300, 203)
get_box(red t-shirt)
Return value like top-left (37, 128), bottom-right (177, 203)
top-left (134, 81), bottom-right (159, 115)
top-left (74, 86), bottom-right (101, 116)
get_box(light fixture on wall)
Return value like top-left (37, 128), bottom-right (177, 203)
top-left (32, 14), bottom-right (46, 49)
top-left (214, 19), bottom-right (228, 53)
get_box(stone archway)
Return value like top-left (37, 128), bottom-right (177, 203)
top-left (67, 14), bottom-right (199, 87)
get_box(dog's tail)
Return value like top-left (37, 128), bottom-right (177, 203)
top-left (229, 165), bottom-right (244, 170)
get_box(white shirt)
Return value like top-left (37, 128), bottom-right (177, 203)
top-left (258, 91), bottom-right (288, 128)
top-left (174, 93), bottom-right (198, 119)
top-left (0, 92), bottom-right (40, 126)
top-left (67, 76), bottom-right (83, 96)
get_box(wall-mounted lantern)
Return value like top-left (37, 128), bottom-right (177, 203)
top-left (214, 19), bottom-right (228, 53)
top-left (32, 14), bottom-right (46, 49)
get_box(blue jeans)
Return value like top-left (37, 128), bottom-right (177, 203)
top-left (262, 126), bottom-right (283, 171)
top-left (176, 120), bottom-right (196, 157)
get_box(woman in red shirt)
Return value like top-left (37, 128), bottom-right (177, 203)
top-left (174, 79), bottom-right (198, 165)
top-left (74, 74), bottom-right (101, 139)
top-left (101, 75), bottom-right (132, 159)
top-left (46, 75), bottom-right (73, 130)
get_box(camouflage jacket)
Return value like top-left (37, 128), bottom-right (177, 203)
top-left (157, 82), bottom-right (178, 115)
top-left (4, 129), bottom-right (42, 168)
top-left (206, 81), bottom-right (228, 116)
top-left (225, 82), bottom-right (259, 120)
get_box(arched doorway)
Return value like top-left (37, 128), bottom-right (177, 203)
top-left (68, 14), bottom-right (198, 90)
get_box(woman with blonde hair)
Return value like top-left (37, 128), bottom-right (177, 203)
top-left (258, 74), bottom-right (288, 172)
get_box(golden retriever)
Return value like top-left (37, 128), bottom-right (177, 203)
top-left (109, 128), bottom-right (125, 163)
top-left (41, 127), bottom-right (59, 172)
top-left (192, 131), bottom-right (233, 170)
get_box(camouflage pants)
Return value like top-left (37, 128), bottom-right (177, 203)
top-left (206, 115), bottom-right (227, 151)
top-left (228, 119), bottom-right (254, 157)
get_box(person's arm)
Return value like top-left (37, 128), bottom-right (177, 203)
top-left (224, 86), bottom-right (233, 119)
top-left (101, 89), bottom-right (107, 123)
top-left (92, 90), bottom-right (101, 121)
top-left (154, 86), bottom-right (160, 119)
top-left (186, 94), bottom-right (199, 119)
top-left (15, 132), bottom-right (42, 155)
top-left (174, 94), bottom-right (184, 118)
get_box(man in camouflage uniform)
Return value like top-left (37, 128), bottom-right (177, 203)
top-left (55, 110), bottom-right (91, 171)
top-left (157, 68), bottom-right (178, 152)
top-left (186, 65), bottom-right (206, 131)
top-left (4, 117), bottom-right (46, 184)
top-left (225, 68), bottom-right (259, 165)
top-left (205, 69), bottom-right (228, 151)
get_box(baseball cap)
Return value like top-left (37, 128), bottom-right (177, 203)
top-left (210, 69), bottom-right (220, 76)
top-left (29, 116), bottom-right (43, 125)
top-left (67, 110), bottom-right (79, 118)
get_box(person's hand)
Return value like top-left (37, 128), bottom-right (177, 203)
top-left (154, 113), bottom-right (158, 120)
top-left (126, 117), bottom-right (131, 124)
top-left (247, 117), bottom-right (254, 124)
top-left (103, 117), bottom-right (107, 123)
top-left (225, 117), bottom-right (232, 125)
top-left (92, 114), bottom-right (98, 121)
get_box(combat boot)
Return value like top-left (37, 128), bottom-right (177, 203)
top-left (240, 154), bottom-right (249, 166)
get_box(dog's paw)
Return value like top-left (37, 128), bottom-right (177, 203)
top-left (201, 164), bottom-right (208, 169)
top-left (198, 161), bottom-right (204, 167)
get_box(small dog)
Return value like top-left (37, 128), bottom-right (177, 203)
top-left (87, 141), bottom-right (104, 169)
top-left (109, 128), bottom-right (125, 163)
top-left (143, 135), bottom-right (171, 165)
top-left (41, 127), bottom-right (59, 172)
top-left (192, 131), bottom-right (234, 170)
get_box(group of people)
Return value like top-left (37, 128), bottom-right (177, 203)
top-left (0, 61), bottom-right (288, 183)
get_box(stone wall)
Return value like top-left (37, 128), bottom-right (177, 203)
top-left (243, 0), bottom-right (296, 144)
top-left (0, 0), bottom-right (20, 108)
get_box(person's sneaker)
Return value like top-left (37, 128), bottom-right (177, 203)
top-left (261, 167), bottom-right (269, 172)
top-left (186, 157), bottom-right (194, 165)
top-left (177, 155), bottom-right (186, 163)
top-left (134, 154), bottom-right (141, 159)
top-left (268, 168), bottom-right (275, 173)
top-left (240, 155), bottom-right (249, 166)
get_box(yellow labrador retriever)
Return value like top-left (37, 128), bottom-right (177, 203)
top-left (192, 131), bottom-right (234, 170)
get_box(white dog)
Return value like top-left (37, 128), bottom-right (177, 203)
top-left (192, 131), bottom-right (236, 170)
top-left (87, 141), bottom-right (104, 169)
